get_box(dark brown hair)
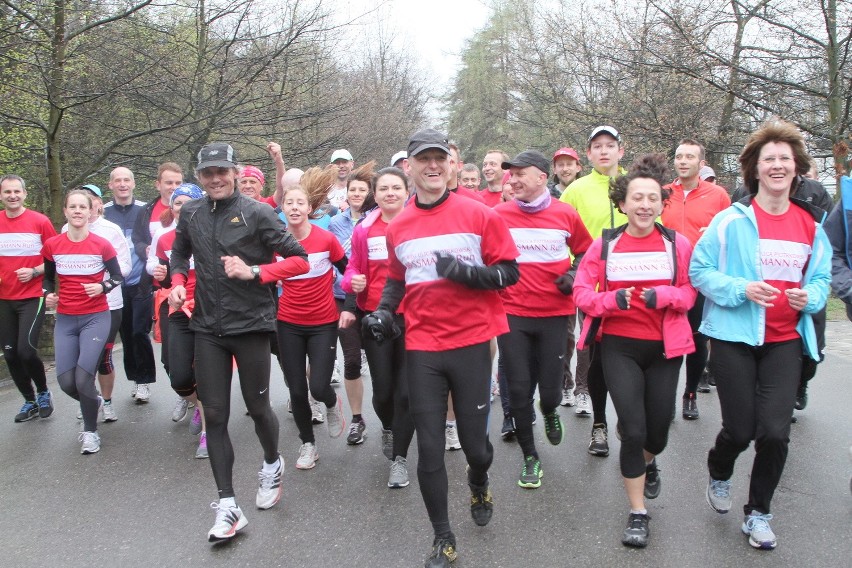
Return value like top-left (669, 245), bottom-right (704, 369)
top-left (610, 153), bottom-right (671, 208)
top-left (739, 119), bottom-right (809, 195)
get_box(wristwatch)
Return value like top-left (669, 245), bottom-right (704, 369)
top-left (251, 265), bottom-right (261, 280)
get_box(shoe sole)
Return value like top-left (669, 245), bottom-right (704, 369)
top-left (518, 471), bottom-right (543, 489)
top-left (295, 460), bottom-right (318, 470)
top-left (744, 533), bottom-right (777, 550)
top-left (682, 413), bottom-right (699, 420)
top-left (103, 416), bottom-right (118, 423)
top-left (644, 484), bottom-right (661, 500)
top-left (388, 480), bottom-right (410, 488)
top-left (346, 437), bottom-right (365, 445)
top-left (81, 446), bottom-right (100, 455)
top-left (500, 430), bottom-right (515, 440)
top-left (575, 409), bottom-right (592, 416)
top-left (195, 451), bottom-right (209, 459)
top-left (135, 398), bottom-right (150, 404)
top-left (588, 448), bottom-right (609, 457)
top-left (15, 412), bottom-right (39, 423)
top-left (208, 515), bottom-right (248, 542)
top-left (697, 386), bottom-right (711, 393)
top-left (622, 535), bottom-right (648, 548)
top-left (445, 445), bottom-right (462, 451)
top-left (38, 408), bottom-right (54, 419)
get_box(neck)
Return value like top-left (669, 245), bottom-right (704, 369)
top-left (487, 181), bottom-right (502, 192)
top-left (679, 175), bottom-right (699, 191)
top-left (754, 191), bottom-right (790, 214)
top-left (416, 188), bottom-right (447, 206)
top-left (625, 224), bottom-right (654, 238)
top-left (4, 207), bottom-right (25, 219)
top-left (381, 209), bottom-right (401, 223)
top-left (66, 225), bottom-right (88, 241)
top-left (349, 207), bottom-right (362, 220)
top-left (160, 197), bottom-right (170, 207)
top-left (595, 164), bottom-right (619, 178)
top-left (289, 221), bottom-right (311, 240)
top-left (114, 195), bottom-right (133, 206)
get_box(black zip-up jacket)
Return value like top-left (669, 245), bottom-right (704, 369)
top-left (130, 196), bottom-right (161, 295)
top-left (170, 190), bottom-right (308, 336)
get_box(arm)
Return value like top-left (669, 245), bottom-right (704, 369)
top-left (643, 236), bottom-right (698, 312)
top-left (131, 202), bottom-right (151, 261)
top-left (169, 209), bottom-right (192, 288)
top-left (435, 254), bottom-right (520, 290)
top-left (146, 229), bottom-right (162, 276)
top-left (267, 141), bottom-right (285, 207)
top-left (572, 239), bottom-right (624, 317)
top-left (824, 202), bottom-right (852, 304)
top-left (688, 214), bottom-right (750, 307)
top-left (799, 225), bottom-right (832, 314)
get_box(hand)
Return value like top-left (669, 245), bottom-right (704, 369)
top-left (362, 308), bottom-right (401, 344)
top-left (785, 288), bottom-right (808, 311)
top-left (554, 273), bottom-right (574, 295)
top-left (221, 256), bottom-right (253, 280)
top-left (615, 286), bottom-right (635, 310)
top-left (169, 285), bottom-right (187, 310)
top-left (745, 281), bottom-right (780, 308)
top-left (351, 274), bottom-right (367, 293)
top-left (434, 251), bottom-right (459, 278)
top-left (267, 142), bottom-right (284, 165)
top-left (45, 293), bottom-right (58, 309)
top-left (339, 311), bottom-right (356, 329)
top-left (82, 282), bottom-right (103, 297)
top-left (14, 267), bottom-right (34, 283)
top-left (152, 265), bottom-right (168, 282)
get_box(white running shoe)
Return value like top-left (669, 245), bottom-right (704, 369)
top-left (130, 383), bottom-right (137, 398)
top-left (445, 424), bottom-right (461, 451)
top-left (295, 442), bottom-right (319, 469)
top-left (189, 407), bottom-right (203, 435)
top-left (326, 396), bottom-right (346, 438)
top-left (102, 400), bottom-right (118, 422)
top-left (207, 502), bottom-right (247, 542)
top-left (309, 395), bottom-right (324, 424)
top-left (135, 383), bottom-right (150, 404)
top-left (172, 398), bottom-right (190, 421)
top-left (79, 431), bottom-right (101, 454)
top-left (256, 455), bottom-right (284, 510)
top-left (561, 389), bottom-right (576, 407)
top-left (575, 392), bottom-right (592, 415)
top-left (330, 361), bottom-right (342, 385)
top-left (195, 433), bottom-right (208, 459)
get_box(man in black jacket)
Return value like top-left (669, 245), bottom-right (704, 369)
top-left (169, 142), bottom-right (309, 543)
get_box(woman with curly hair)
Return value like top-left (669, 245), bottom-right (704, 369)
top-left (574, 153), bottom-right (696, 548)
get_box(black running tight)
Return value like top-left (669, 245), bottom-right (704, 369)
top-left (0, 297), bottom-right (48, 401)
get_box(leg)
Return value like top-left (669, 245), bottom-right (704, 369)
top-left (119, 285), bottom-right (138, 383)
top-left (233, 333), bottom-right (279, 464)
top-left (499, 319), bottom-right (537, 459)
top-left (276, 321), bottom-right (314, 444)
top-left (75, 312), bottom-right (111, 433)
top-left (130, 286), bottom-right (155, 384)
top-left (97, 309), bottom-right (123, 401)
top-left (1, 298), bottom-right (48, 401)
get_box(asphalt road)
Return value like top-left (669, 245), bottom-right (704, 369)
top-left (2, 322), bottom-right (851, 567)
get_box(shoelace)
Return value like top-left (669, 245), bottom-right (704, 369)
top-left (523, 457), bottom-right (540, 477)
top-left (390, 460), bottom-right (406, 476)
top-left (711, 479), bottom-right (731, 497)
top-left (209, 502), bottom-right (238, 524)
top-left (545, 412), bottom-right (561, 431)
top-left (746, 513), bottom-right (773, 533)
top-left (36, 392), bottom-right (50, 407)
top-left (592, 428), bottom-right (607, 444)
top-left (348, 422), bottom-right (361, 435)
top-left (258, 467), bottom-right (279, 489)
top-left (432, 539), bottom-right (457, 561)
top-left (20, 401), bottom-right (36, 413)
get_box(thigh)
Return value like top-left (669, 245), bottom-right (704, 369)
top-left (406, 350), bottom-right (450, 416)
top-left (53, 314), bottom-right (81, 376)
top-left (498, 318), bottom-right (534, 401)
top-left (534, 316), bottom-right (569, 388)
top-left (601, 335), bottom-right (646, 423)
top-left (193, 333), bottom-right (234, 408)
top-left (446, 342), bottom-right (492, 416)
top-left (276, 321), bottom-right (308, 387)
top-left (306, 323), bottom-right (338, 385)
top-left (711, 339), bottom-right (758, 436)
top-left (77, 312), bottom-right (112, 375)
top-left (233, 333), bottom-right (273, 409)
top-left (0, 299), bottom-right (20, 347)
top-left (755, 339), bottom-right (801, 437)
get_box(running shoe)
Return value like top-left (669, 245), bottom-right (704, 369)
top-left (207, 502), bottom-right (247, 542)
top-left (560, 388), bottom-right (575, 407)
top-left (518, 455), bottom-right (543, 489)
top-left (622, 512), bottom-right (650, 548)
top-left (574, 392), bottom-right (592, 416)
top-left (326, 396), bottom-right (346, 438)
top-left (445, 424), bottom-right (461, 451)
top-left (381, 428), bottom-right (394, 460)
top-left (742, 512), bottom-right (777, 550)
top-left (172, 398), bottom-right (190, 422)
top-left (469, 480), bottom-right (493, 527)
top-left (706, 476), bottom-right (732, 513)
top-left (189, 407), bottom-right (203, 435)
top-left (500, 415), bottom-right (515, 440)
top-left (130, 383), bottom-right (137, 398)
top-left (79, 431), bottom-right (101, 454)
top-left (256, 455), bottom-right (284, 509)
top-left (588, 424), bottom-right (609, 456)
top-left (135, 383), bottom-right (150, 404)
top-left (795, 382), bottom-right (808, 410)
top-left (644, 459), bottom-right (661, 499)
top-left (490, 377), bottom-right (499, 402)
top-left (310, 397), bottom-right (325, 424)
top-left (102, 400), bottom-right (118, 422)
top-left (330, 361), bottom-right (342, 385)
top-left (295, 442), bottom-right (319, 470)
top-left (424, 535), bottom-right (457, 568)
top-left (195, 433), bottom-right (208, 459)
top-left (36, 390), bottom-right (54, 418)
top-left (697, 373), bottom-right (711, 393)
top-left (541, 404), bottom-right (564, 445)
top-left (14, 401), bottom-right (38, 423)
top-left (388, 456), bottom-right (410, 488)
top-left (682, 393), bottom-right (699, 420)
top-left (346, 418), bottom-right (366, 445)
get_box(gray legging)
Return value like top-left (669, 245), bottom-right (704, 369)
top-left (55, 311), bottom-right (111, 432)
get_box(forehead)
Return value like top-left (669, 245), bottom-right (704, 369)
top-left (197, 166), bottom-right (235, 176)
top-left (626, 177), bottom-right (662, 194)
top-left (413, 149), bottom-right (448, 161)
top-left (554, 156), bottom-right (579, 165)
top-left (376, 173), bottom-right (405, 186)
top-left (348, 180), bottom-right (369, 190)
top-left (239, 176), bottom-right (260, 183)
top-left (110, 168), bottom-right (133, 181)
top-left (675, 144), bottom-right (701, 156)
top-left (589, 134), bottom-right (619, 146)
top-left (332, 159), bottom-right (352, 165)
top-left (66, 193), bottom-right (90, 205)
top-left (759, 141), bottom-right (793, 155)
top-left (483, 153), bottom-right (502, 163)
top-left (1, 179), bottom-right (24, 191)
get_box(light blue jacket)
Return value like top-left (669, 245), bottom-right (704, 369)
top-left (689, 197), bottom-right (831, 361)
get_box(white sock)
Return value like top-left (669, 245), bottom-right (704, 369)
top-left (219, 497), bottom-right (236, 508)
top-left (446, 420), bottom-right (456, 427)
top-left (630, 508), bottom-right (648, 515)
top-left (262, 456), bottom-right (280, 473)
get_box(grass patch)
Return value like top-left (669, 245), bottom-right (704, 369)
top-left (827, 295), bottom-right (848, 321)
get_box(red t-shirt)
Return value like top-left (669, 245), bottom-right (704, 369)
top-left (386, 192), bottom-right (518, 351)
top-left (451, 186), bottom-right (486, 204)
top-left (0, 209), bottom-right (57, 300)
top-left (41, 232), bottom-right (116, 315)
top-left (495, 199), bottom-right (593, 317)
top-left (277, 226), bottom-right (343, 325)
top-left (156, 229), bottom-right (196, 303)
top-left (148, 200), bottom-right (168, 239)
top-left (362, 217), bottom-right (391, 312)
top-left (479, 189), bottom-right (503, 208)
top-left (752, 200), bottom-right (815, 342)
top-left (602, 231), bottom-right (672, 341)
top-left (259, 195), bottom-right (277, 208)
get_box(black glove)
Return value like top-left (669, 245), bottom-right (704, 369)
top-left (615, 289), bottom-right (630, 310)
top-left (643, 288), bottom-right (658, 309)
top-left (554, 273), bottom-right (575, 295)
top-left (362, 308), bottom-right (401, 344)
top-left (435, 251), bottom-right (469, 281)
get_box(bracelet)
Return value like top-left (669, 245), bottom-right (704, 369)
top-left (31, 268), bottom-right (40, 278)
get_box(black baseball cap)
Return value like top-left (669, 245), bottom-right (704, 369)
top-left (196, 142), bottom-right (238, 171)
top-left (407, 129), bottom-right (450, 157)
top-left (501, 150), bottom-right (550, 176)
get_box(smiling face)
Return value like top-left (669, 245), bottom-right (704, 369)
top-left (156, 170), bottom-right (183, 205)
top-left (0, 178), bottom-right (27, 216)
top-left (346, 180), bottom-right (369, 213)
top-left (674, 143), bottom-right (702, 182)
top-left (620, 177), bottom-right (664, 237)
top-left (409, 148), bottom-right (450, 202)
top-left (196, 167), bottom-right (237, 201)
top-left (238, 176), bottom-right (263, 200)
top-left (553, 156), bottom-right (581, 186)
top-left (282, 187), bottom-right (311, 229)
top-left (64, 192), bottom-right (92, 229)
top-left (374, 173), bottom-right (407, 217)
top-left (482, 152), bottom-right (504, 184)
top-left (756, 141), bottom-right (796, 198)
top-left (509, 166), bottom-right (547, 203)
top-left (333, 159), bottom-right (354, 183)
top-left (108, 167), bottom-right (135, 203)
top-left (459, 169), bottom-right (480, 190)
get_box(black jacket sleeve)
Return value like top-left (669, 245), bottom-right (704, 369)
top-left (377, 277), bottom-right (405, 313)
top-left (42, 259), bottom-right (56, 294)
top-left (132, 200), bottom-right (155, 261)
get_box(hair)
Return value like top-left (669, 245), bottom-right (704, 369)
top-left (676, 138), bottom-right (706, 161)
top-left (64, 188), bottom-right (93, 209)
top-left (347, 161), bottom-right (377, 212)
top-left (739, 119), bottom-right (810, 195)
top-left (157, 162), bottom-right (183, 181)
top-left (610, 153), bottom-right (672, 208)
top-left (483, 149), bottom-right (510, 163)
top-left (0, 174), bottom-right (25, 190)
top-left (293, 165), bottom-right (338, 219)
top-left (461, 163), bottom-right (480, 175)
top-left (110, 167), bottom-right (135, 182)
top-left (372, 167), bottom-right (409, 193)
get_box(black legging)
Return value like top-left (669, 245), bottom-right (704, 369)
top-left (158, 298), bottom-right (170, 376)
top-left (362, 312), bottom-right (414, 459)
top-left (194, 331), bottom-right (279, 499)
top-left (588, 340), bottom-right (608, 426)
top-left (601, 334), bottom-right (683, 478)
top-left (276, 320), bottom-right (339, 445)
top-left (0, 297), bottom-right (48, 401)
top-left (119, 284), bottom-right (155, 384)
top-left (497, 315), bottom-right (568, 459)
top-left (97, 309), bottom-right (122, 376)
top-left (407, 342), bottom-right (493, 538)
top-left (684, 294), bottom-right (709, 395)
top-left (167, 312), bottom-right (196, 397)
top-left (335, 298), bottom-right (363, 380)
top-left (707, 338), bottom-right (801, 515)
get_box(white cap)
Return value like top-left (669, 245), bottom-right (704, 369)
top-left (330, 149), bottom-right (353, 163)
top-left (699, 166), bottom-right (716, 180)
top-left (390, 151), bottom-right (407, 166)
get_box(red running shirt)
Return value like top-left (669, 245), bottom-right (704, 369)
top-left (156, 229), bottom-right (197, 303)
top-left (361, 217), bottom-right (391, 313)
top-left (478, 189), bottom-right (503, 208)
top-left (0, 209), bottom-right (57, 300)
top-left (752, 200), bottom-right (815, 342)
top-left (41, 232), bottom-right (116, 315)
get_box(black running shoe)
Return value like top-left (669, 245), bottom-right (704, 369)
top-left (469, 483), bottom-right (493, 526)
top-left (541, 403), bottom-right (563, 445)
top-left (588, 424), bottom-right (609, 456)
top-left (682, 393), bottom-right (699, 420)
top-left (500, 414), bottom-right (515, 440)
top-left (644, 459), bottom-right (661, 499)
top-left (794, 382), bottom-right (808, 411)
top-left (425, 535), bottom-right (457, 567)
top-left (622, 512), bottom-right (651, 548)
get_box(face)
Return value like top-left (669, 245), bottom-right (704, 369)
top-left (756, 141), bottom-right (796, 197)
top-left (282, 188), bottom-right (311, 228)
top-left (620, 178), bottom-right (664, 235)
top-left (409, 149), bottom-right (450, 198)
top-left (674, 144), bottom-right (702, 181)
top-left (108, 167), bottom-right (135, 201)
top-left (346, 180), bottom-right (369, 212)
top-left (238, 176), bottom-right (263, 200)
top-left (88, 196), bottom-right (103, 221)
top-left (196, 167), bottom-right (237, 201)
top-left (459, 170), bottom-right (480, 190)
top-left (333, 159), bottom-right (353, 182)
top-left (155, 170), bottom-right (183, 203)
top-left (501, 182), bottom-right (515, 201)
top-left (171, 195), bottom-right (191, 218)
top-left (587, 135), bottom-right (624, 173)
top-left (805, 164), bottom-right (818, 180)
top-left (553, 156), bottom-right (581, 186)
top-left (482, 153), bottom-right (504, 184)
top-left (0, 179), bottom-right (27, 213)
top-left (509, 166), bottom-right (547, 202)
top-left (64, 193), bottom-right (91, 228)
top-left (449, 148), bottom-right (461, 179)
top-left (374, 174), bottom-right (407, 215)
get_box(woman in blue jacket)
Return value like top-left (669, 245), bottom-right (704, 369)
top-left (689, 120), bottom-right (831, 551)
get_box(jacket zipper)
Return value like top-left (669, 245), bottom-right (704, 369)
top-left (211, 199), bottom-right (223, 336)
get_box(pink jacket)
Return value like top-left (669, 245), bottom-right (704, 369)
top-left (573, 225), bottom-right (697, 359)
top-left (341, 208), bottom-right (382, 311)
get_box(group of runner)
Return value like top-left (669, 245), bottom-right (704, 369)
top-left (0, 117), bottom-right (843, 566)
